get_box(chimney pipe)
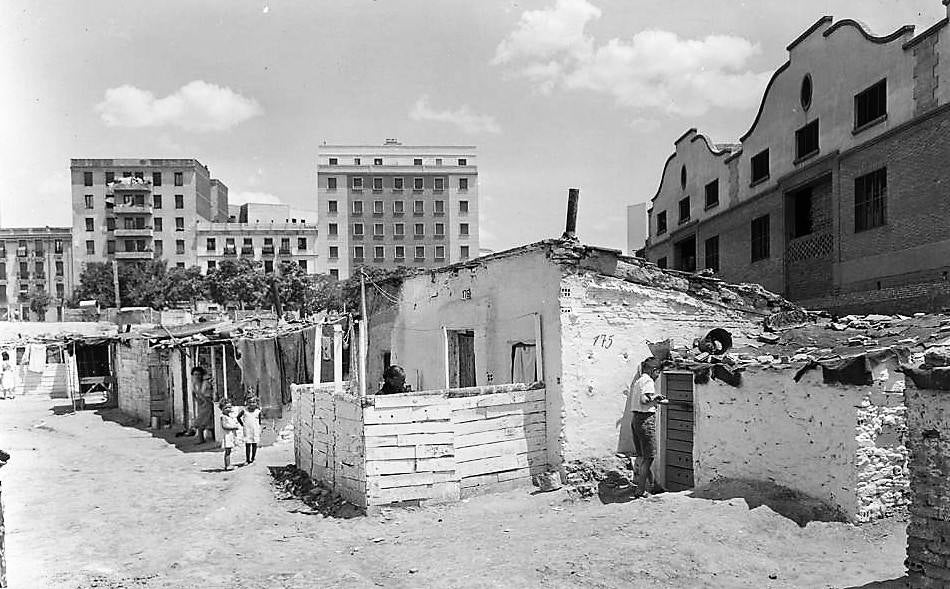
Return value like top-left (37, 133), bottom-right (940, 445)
top-left (562, 188), bottom-right (580, 240)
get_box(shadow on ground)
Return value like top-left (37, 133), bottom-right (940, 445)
top-left (688, 478), bottom-right (847, 527)
top-left (845, 576), bottom-right (912, 588)
top-left (50, 403), bottom-right (221, 454)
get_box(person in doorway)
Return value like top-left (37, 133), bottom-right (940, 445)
top-left (0, 351), bottom-right (16, 400)
top-left (237, 397), bottom-right (263, 465)
top-left (376, 365), bottom-right (409, 395)
top-left (630, 358), bottom-right (668, 497)
top-left (219, 400), bottom-right (240, 471)
top-left (190, 366), bottom-right (215, 444)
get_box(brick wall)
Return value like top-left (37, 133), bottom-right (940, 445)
top-left (115, 339), bottom-right (151, 423)
top-left (904, 381), bottom-right (950, 587)
top-left (784, 177), bottom-right (834, 301)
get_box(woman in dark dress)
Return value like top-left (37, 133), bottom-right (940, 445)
top-left (191, 366), bottom-right (215, 444)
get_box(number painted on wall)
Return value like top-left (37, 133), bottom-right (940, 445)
top-left (592, 334), bottom-right (614, 349)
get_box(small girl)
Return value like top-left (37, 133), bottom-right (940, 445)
top-left (238, 398), bottom-right (263, 464)
top-left (0, 351), bottom-right (16, 400)
top-left (219, 400), bottom-right (240, 471)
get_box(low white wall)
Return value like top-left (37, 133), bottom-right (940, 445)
top-left (693, 366), bottom-right (907, 521)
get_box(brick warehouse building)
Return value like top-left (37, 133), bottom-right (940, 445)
top-left (641, 5), bottom-right (950, 314)
top-left (316, 140), bottom-right (479, 279)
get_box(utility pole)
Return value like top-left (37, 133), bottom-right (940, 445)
top-left (359, 269), bottom-right (368, 398)
top-left (112, 259), bottom-right (121, 309)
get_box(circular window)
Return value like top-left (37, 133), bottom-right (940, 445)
top-left (801, 74), bottom-right (813, 111)
top-left (680, 165), bottom-right (687, 189)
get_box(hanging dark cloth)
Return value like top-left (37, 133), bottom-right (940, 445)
top-left (711, 364), bottom-right (742, 387)
top-left (903, 366), bottom-right (950, 391)
top-left (794, 361), bottom-right (821, 382)
top-left (235, 338), bottom-right (284, 418)
top-left (276, 326), bottom-right (316, 404)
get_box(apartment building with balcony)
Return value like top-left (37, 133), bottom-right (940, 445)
top-left (643, 8), bottom-right (950, 314)
top-left (70, 158), bottom-right (227, 279)
top-left (0, 227), bottom-right (73, 321)
top-left (316, 140), bottom-right (479, 279)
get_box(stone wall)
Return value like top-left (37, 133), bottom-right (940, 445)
top-left (904, 382), bottom-right (950, 587)
top-left (693, 367), bottom-right (908, 522)
top-left (115, 338), bottom-right (152, 423)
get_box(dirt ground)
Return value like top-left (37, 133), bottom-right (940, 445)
top-left (0, 397), bottom-right (912, 588)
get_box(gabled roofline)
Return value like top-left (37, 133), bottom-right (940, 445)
top-left (649, 131), bottom-right (734, 204)
top-left (822, 20), bottom-right (915, 44)
top-left (903, 17), bottom-right (948, 50)
top-left (786, 16), bottom-right (833, 51)
top-left (738, 61), bottom-right (791, 143)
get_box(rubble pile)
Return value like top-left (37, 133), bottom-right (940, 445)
top-left (562, 456), bottom-right (638, 500)
top-left (269, 464), bottom-right (362, 518)
top-left (855, 401), bottom-right (910, 522)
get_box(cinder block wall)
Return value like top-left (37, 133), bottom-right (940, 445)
top-left (904, 382), bottom-right (950, 587)
top-left (115, 339), bottom-right (151, 423)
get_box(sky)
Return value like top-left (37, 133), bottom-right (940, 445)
top-left (0, 0), bottom-right (945, 252)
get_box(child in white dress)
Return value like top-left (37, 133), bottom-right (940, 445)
top-left (238, 397), bottom-right (263, 464)
top-left (219, 400), bottom-right (240, 471)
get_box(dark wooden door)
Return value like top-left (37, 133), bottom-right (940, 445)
top-left (457, 331), bottom-right (476, 388)
top-left (148, 362), bottom-right (170, 419)
top-left (663, 372), bottom-right (694, 491)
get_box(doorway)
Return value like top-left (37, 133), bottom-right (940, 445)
top-left (673, 235), bottom-right (697, 272)
top-left (446, 329), bottom-right (476, 388)
top-left (662, 372), bottom-right (694, 491)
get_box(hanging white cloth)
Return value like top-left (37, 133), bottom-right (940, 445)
top-left (28, 343), bottom-right (47, 373)
top-left (511, 342), bottom-right (538, 383)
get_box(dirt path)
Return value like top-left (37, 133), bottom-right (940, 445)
top-left (0, 398), bottom-right (909, 588)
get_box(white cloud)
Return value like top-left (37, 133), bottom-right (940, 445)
top-left (494, 0), bottom-right (770, 116)
top-left (228, 191), bottom-right (283, 206)
top-left (96, 80), bottom-right (262, 132)
top-left (409, 96), bottom-right (501, 135)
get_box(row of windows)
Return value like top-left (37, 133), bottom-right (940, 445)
top-left (656, 168), bottom-right (888, 269)
top-left (0, 261), bottom-right (65, 279)
top-left (86, 216), bottom-right (186, 232)
top-left (327, 176), bottom-right (470, 191)
top-left (84, 194), bottom-right (184, 210)
top-left (83, 171), bottom-right (184, 187)
top-left (329, 199), bottom-right (470, 215)
top-left (205, 237), bottom-right (308, 252)
top-left (335, 222), bottom-right (470, 237)
top-left (0, 239), bottom-right (65, 256)
top-left (6, 283), bottom-right (66, 300)
top-left (331, 244), bottom-right (471, 261)
top-left (206, 259), bottom-right (309, 273)
top-left (327, 157), bottom-right (468, 167)
top-left (656, 79), bottom-right (888, 237)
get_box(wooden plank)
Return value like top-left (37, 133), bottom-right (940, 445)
top-left (369, 471), bottom-right (457, 490)
top-left (497, 466), bottom-right (532, 482)
top-left (365, 421), bottom-right (455, 437)
top-left (371, 393), bottom-right (447, 408)
top-left (447, 389), bottom-right (546, 410)
top-left (457, 454), bottom-right (527, 478)
top-left (667, 428), bottom-right (693, 443)
top-left (334, 399), bottom-right (363, 422)
top-left (666, 450), bottom-right (692, 469)
top-left (666, 418), bottom-right (693, 433)
top-left (667, 408), bottom-right (693, 422)
top-left (455, 423), bottom-right (545, 448)
top-left (415, 457), bottom-right (455, 472)
top-left (452, 401), bottom-right (546, 424)
top-left (397, 432), bottom-right (454, 446)
top-left (452, 412), bottom-right (545, 435)
top-left (367, 482), bottom-right (447, 504)
top-left (460, 472), bottom-right (500, 488)
top-left (666, 374), bottom-right (693, 385)
top-left (455, 436), bottom-right (545, 463)
top-left (366, 446), bottom-right (417, 461)
top-left (415, 444), bottom-right (454, 459)
top-left (667, 439), bottom-right (693, 453)
top-left (363, 405), bottom-right (451, 425)
top-left (366, 459), bottom-right (416, 476)
top-left (666, 465), bottom-right (694, 490)
top-left (665, 389), bottom-right (693, 403)
top-left (365, 435), bottom-right (399, 448)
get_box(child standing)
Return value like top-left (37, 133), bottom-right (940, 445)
top-left (219, 400), bottom-right (240, 471)
top-left (0, 351), bottom-right (16, 400)
top-left (238, 398), bottom-right (262, 464)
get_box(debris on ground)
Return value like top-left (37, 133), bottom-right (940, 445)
top-left (269, 464), bottom-right (362, 518)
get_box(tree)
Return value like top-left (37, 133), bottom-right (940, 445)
top-left (206, 258), bottom-right (269, 309)
top-left (166, 265), bottom-right (207, 310)
top-left (340, 265), bottom-right (408, 318)
top-left (28, 286), bottom-right (51, 320)
top-left (71, 262), bottom-right (116, 307)
top-left (119, 260), bottom-right (169, 308)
